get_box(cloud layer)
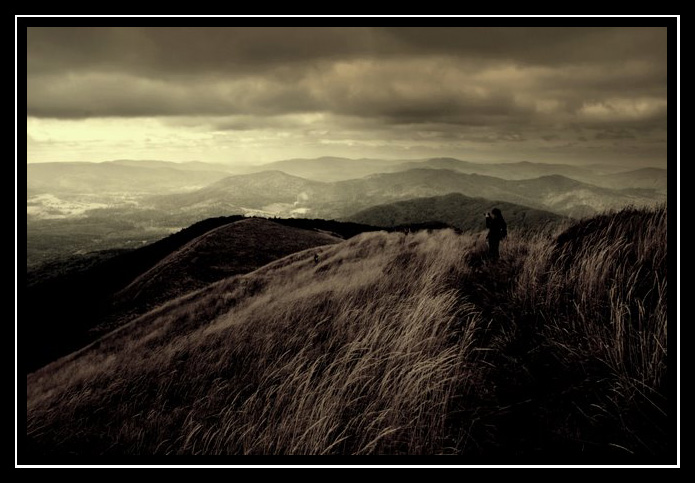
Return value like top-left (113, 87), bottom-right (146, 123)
top-left (25, 26), bottom-right (670, 167)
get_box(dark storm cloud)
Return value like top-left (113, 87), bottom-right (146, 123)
top-left (595, 128), bottom-right (637, 140)
top-left (27, 72), bottom-right (323, 118)
top-left (26, 26), bottom-right (669, 144)
top-left (27, 27), bottom-right (667, 76)
top-left (26, 27), bottom-right (388, 77)
top-left (379, 27), bottom-right (667, 66)
top-left (26, 55), bottom-right (533, 123)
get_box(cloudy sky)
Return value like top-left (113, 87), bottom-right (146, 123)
top-left (25, 25), bottom-right (670, 168)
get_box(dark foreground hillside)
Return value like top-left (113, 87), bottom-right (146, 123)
top-left (23, 206), bottom-right (673, 463)
top-left (22, 217), bottom-right (376, 374)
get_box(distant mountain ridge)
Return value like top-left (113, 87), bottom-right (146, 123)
top-left (160, 168), bottom-right (664, 220)
top-left (107, 159), bottom-right (237, 172)
top-left (244, 156), bottom-right (409, 182)
top-left (601, 167), bottom-right (668, 193)
top-left (388, 157), bottom-right (606, 183)
top-left (246, 156), bottom-right (666, 191)
top-left (28, 157), bottom-right (667, 195)
top-left (26, 157), bottom-right (668, 270)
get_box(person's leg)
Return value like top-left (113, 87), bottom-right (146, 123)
top-left (489, 238), bottom-right (499, 259)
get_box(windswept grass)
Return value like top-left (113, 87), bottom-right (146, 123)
top-left (24, 206), bottom-right (672, 462)
top-left (504, 207), bottom-right (670, 457)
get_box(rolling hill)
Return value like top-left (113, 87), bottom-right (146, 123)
top-left (22, 216), bottom-right (370, 374)
top-left (23, 205), bottom-right (672, 462)
top-left (153, 170), bottom-right (328, 218)
top-left (112, 218), bottom-right (342, 316)
top-left (346, 193), bottom-right (567, 233)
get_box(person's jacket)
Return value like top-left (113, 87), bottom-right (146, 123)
top-left (486, 216), bottom-right (507, 241)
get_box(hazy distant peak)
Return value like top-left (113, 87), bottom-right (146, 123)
top-left (618, 167), bottom-right (667, 175)
top-left (425, 157), bottom-right (473, 164)
top-left (284, 156), bottom-right (352, 163)
top-left (220, 169), bottom-right (319, 183)
top-left (532, 174), bottom-right (583, 183)
top-left (239, 169), bottom-right (301, 177)
top-left (510, 174), bottom-right (587, 192)
top-left (361, 167), bottom-right (461, 180)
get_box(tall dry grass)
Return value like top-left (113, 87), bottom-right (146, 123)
top-left (512, 207), bottom-right (668, 389)
top-left (24, 206), bottom-right (671, 460)
top-left (506, 206), bottom-right (669, 456)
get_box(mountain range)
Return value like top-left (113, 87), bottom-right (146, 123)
top-left (158, 168), bottom-right (664, 221)
top-left (26, 157), bottom-right (667, 269)
top-left (248, 156), bottom-right (667, 190)
top-left (241, 156), bottom-right (408, 182)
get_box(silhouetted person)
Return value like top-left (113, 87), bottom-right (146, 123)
top-left (314, 253), bottom-right (320, 265)
top-left (485, 208), bottom-right (507, 260)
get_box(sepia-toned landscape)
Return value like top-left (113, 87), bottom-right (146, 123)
top-left (21, 23), bottom-right (677, 466)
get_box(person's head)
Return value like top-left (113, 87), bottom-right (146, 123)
top-left (491, 208), bottom-right (502, 218)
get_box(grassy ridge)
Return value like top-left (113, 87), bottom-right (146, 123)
top-left (111, 218), bottom-right (343, 326)
top-left (22, 216), bottom-right (381, 375)
top-left (24, 205), bottom-right (671, 461)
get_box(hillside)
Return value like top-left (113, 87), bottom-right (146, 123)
top-left (346, 193), bottom-right (566, 233)
top-left (152, 170), bottom-right (329, 218)
top-left (113, 218), bottom-right (342, 317)
top-left (601, 167), bottom-right (668, 193)
top-left (22, 216), bottom-right (366, 374)
top-left (24, 205), bottom-right (672, 462)
top-left (27, 215), bottom-right (243, 289)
